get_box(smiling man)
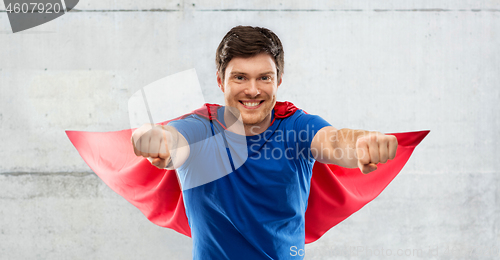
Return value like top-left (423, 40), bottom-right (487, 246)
top-left (218, 52), bottom-right (278, 135)
top-left (131, 26), bottom-right (398, 259)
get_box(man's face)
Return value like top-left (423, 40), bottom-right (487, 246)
top-left (217, 53), bottom-right (282, 131)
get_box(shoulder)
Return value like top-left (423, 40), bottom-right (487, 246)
top-left (167, 113), bottom-right (213, 144)
top-left (279, 109), bottom-right (328, 127)
top-left (168, 113), bottom-right (211, 127)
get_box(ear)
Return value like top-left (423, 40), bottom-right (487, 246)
top-left (216, 70), bottom-right (224, 93)
top-left (277, 73), bottom-right (283, 88)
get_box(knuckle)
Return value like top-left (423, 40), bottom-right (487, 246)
top-left (356, 152), bottom-right (367, 161)
top-left (152, 127), bottom-right (161, 135)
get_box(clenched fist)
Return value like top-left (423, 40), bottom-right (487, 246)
top-left (356, 133), bottom-right (398, 174)
top-left (131, 124), bottom-right (171, 168)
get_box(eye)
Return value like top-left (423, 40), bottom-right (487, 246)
top-left (261, 76), bottom-right (272, 82)
top-left (234, 75), bottom-right (245, 81)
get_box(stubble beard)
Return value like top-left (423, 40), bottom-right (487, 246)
top-left (240, 98), bottom-right (276, 134)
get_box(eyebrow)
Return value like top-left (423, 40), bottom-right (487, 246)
top-left (258, 71), bottom-right (276, 76)
top-left (230, 71), bottom-right (276, 76)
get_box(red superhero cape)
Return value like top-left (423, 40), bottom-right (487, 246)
top-left (66, 101), bottom-right (429, 243)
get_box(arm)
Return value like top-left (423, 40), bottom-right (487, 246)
top-left (131, 124), bottom-right (190, 169)
top-left (311, 126), bottom-right (398, 174)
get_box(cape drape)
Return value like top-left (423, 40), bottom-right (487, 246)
top-left (66, 101), bottom-right (429, 243)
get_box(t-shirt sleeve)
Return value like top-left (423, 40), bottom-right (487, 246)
top-left (167, 115), bottom-right (209, 145)
top-left (293, 110), bottom-right (332, 161)
top-left (166, 115), bottom-right (210, 171)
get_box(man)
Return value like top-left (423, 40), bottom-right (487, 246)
top-left (131, 26), bottom-right (398, 259)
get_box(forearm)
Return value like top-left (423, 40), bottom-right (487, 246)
top-left (332, 128), bottom-right (371, 168)
top-left (312, 127), bottom-right (369, 167)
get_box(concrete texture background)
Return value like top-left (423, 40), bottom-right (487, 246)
top-left (1, 0), bottom-right (499, 259)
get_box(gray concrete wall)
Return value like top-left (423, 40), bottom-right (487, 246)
top-left (1, 0), bottom-right (499, 259)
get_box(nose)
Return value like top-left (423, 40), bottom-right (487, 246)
top-left (244, 80), bottom-right (261, 97)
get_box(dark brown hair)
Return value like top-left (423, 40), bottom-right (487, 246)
top-left (216, 25), bottom-right (284, 82)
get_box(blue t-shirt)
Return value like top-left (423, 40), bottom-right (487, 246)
top-left (168, 106), bottom-right (331, 260)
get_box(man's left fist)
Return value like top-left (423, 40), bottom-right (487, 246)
top-left (356, 133), bottom-right (398, 174)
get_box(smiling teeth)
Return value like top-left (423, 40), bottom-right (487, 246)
top-left (242, 102), bottom-right (260, 107)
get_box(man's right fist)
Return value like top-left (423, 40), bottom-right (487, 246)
top-left (131, 124), bottom-right (171, 168)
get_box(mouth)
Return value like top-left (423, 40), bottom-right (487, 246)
top-left (239, 100), bottom-right (265, 109)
